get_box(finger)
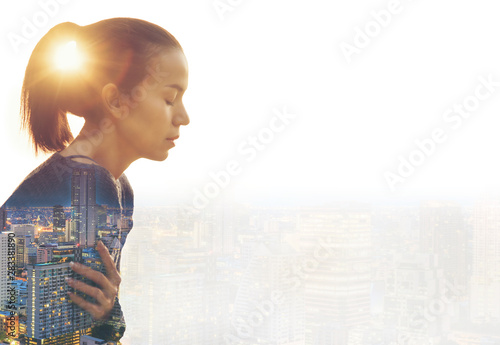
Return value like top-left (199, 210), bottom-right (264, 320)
top-left (67, 291), bottom-right (106, 320)
top-left (96, 240), bottom-right (121, 285)
top-left (70, 261), bottom-right (116, 297)
top-left (119, 337), bottom-right (132, 345)
top-left (66, 277), bottom-right (108, 307)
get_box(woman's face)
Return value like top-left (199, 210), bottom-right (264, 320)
top-left (116, 49), bottom-right (189, 161)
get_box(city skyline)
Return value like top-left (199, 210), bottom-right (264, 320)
top-left (3, 196), bottom-right (500, 344)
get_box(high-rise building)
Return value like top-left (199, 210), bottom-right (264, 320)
top-left (213, 202), bottom-right (235, 255)
top-left (0, 311), bottom-right (19, 339)
top-left (38, 231), bottom-right (61, 245)
top-left (27, 244), bottom-right (86, 344)
top-left (385, 252), bottom-right (454, 344)
top-left (37, 244), bottom-right (56, 264)
top-left (0, 232), bottom-right (14, 308)
top-left (70, 168), bottom-right (97, 247)
top-left (65, 219), bottom-right (71, 242)
top-left (15, 235), bottom-right (28, 269)
top-left (52, 205), bottom-right (66, 231)
top-left (11, 224), bottom-right (35, 240)
top-left (232, 242), bottom-right (305, 344)
top-left (419, 201), bottom-right (467, 291)
top-left (26, 262), bottom-right (91, 344)
top-left (470, 199), bottom-right (500, 324)
top-left (79, 334), bottom-right (107, 344)
top-left (27, 242), bottom-right (38, 265)
top-left (297, 205), bottom-right (373, 345)
top-left (0, 205), bottom-right (6, 231)
top-left (9, 279), bottom-right (28, 314)
top-left (96, 205), bottom-right (108, 228)
top-left (196, 200), bottom-right (239, 254)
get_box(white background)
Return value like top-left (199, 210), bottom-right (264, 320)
top-left (1, 0), bottom-right (500, 208)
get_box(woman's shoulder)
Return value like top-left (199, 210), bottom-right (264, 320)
top-left (118, 174), bottom-right (134, 210)
top-left (3, 153), bottom-right (74, 208)
top-left (3, 152), bottom-right (135, 209)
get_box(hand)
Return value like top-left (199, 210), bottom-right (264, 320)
top-left (66, 240), bottom-right (121, 320)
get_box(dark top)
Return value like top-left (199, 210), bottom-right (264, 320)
top-left (1, 152), bottom-right (133, 341)
top-left (3, 152), bottom-right (133, 209)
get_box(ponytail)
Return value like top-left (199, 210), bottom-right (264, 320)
top-left (21, 22), bottom-right (86, 153)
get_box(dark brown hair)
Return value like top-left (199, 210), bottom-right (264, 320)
top-left (21, 18), bottom-right (183, 153)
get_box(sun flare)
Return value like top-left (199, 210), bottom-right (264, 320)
top-left (53, 40), bottom-right (83, 71)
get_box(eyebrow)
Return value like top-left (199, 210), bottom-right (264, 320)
top-left (165, 84), bottom-right (185, 92)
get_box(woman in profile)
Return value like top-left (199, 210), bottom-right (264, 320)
top-left (1, 18), bottom-right (189, 342)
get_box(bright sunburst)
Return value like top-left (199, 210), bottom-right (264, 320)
top-left (53, 40), bottom-right (83, 71)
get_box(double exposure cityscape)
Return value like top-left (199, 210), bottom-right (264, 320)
top-left (1, 172), bottom-right (500, 344)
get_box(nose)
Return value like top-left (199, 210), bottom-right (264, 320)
top-left (174, 102), bottom-right (190, 126)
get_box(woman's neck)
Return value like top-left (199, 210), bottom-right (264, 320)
top-left (59, 120), bottom-right (138, 179)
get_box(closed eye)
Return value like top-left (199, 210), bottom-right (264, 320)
top-left (166, 100), bottom-right (174, 106)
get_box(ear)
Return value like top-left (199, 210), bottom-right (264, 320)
top-left (101, 83), bottom-right (128, 119)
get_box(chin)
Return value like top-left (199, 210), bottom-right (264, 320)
top-left (144, 148), bottom-right (169, 162)
top-left (154, 151), bottom-right (169, 162)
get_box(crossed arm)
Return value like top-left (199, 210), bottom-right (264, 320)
top-left (66, 240), bottom-right (122, 320)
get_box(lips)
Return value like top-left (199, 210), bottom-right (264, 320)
top-left (166, 135), bottom-right (179, 140)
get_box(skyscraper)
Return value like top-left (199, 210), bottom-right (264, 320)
top-left (297, 205), bottom-right (373, 344)
top-left (470, 199), bottom-right (500, 324)
top-left (26, 243), bottom-right (87, 344)
top-left (0, 232), bottom-right (13, 308)
top-left (385, 252), bottom-right (451, 344)
top-left (419, 201), bottom-right (467, 291)
top-left (70, 168), bottom-right (97, 247)
top-left (0, 205), bottom-right (6, 231)
top-left (232, 242), bottom-right (305, 344)
top-left (11, 224), bottom-right (35, 240)
top-left (15, 235), bottom-right (28, 269)
top-left (26, 262), bottom-right (90, 345)
top-left (53, 205), bottom-right (66, 231)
